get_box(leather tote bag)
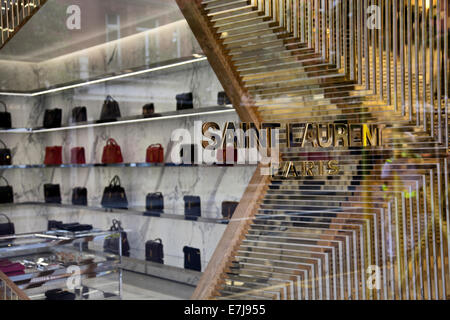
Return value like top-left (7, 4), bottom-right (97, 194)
top-left (103, 219), bottom-right (130, 257)
top-left (184, 196), bottom-right (201, 221)
top-left (44, 184), bottom-right (61, 204)
top-left (176, 92), bottom-right (193, 110)
top-left (102, 138), bottom-right (123, 164)
top-left (222, 201), bottom-right (239, 219)
top-left (44, 146), bottom-right (63, 165)
top-left (145, 239), bottom-right (164, 264)
top-left (43, 109), bottom-right (62, 128)
top-left (70, 147), bottom-right (86, 164)
top-left (72, 187), bottom-right (87, 206)
top-left (0, 140), bottom-right (12, 165)
top-left (217, 91), bottom-right (231, 105)
top-left (71, 106), bottom-right (87, 123)
top-left (0, 213), bottom-right (14, 236)
top-left (146, 144), bottom-right (164, 163)
top-left (0, 101), bottom-right (12, 129)
top-left (142, 103), bottom-right (154, 117)
top-left (99, 95), bottom-right (121, 122)
top-left (101, 176), bottom-right (128, 210)
top-left (183, 246), bottom-right (201, 271)
top-left (145, 192), bottom-right (164, 217)
top-left (0, 177), bottom-right (13, 204)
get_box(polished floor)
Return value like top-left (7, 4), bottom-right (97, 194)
top-left (122, 271), bottom-right (195, 300)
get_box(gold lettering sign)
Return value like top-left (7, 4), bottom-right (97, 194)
top-left (202, 122), bottom-right (385, 150)
top-left (273, 160), bottom-right (340, 178)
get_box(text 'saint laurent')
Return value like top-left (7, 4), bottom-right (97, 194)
top-left (202, 122), bottom-right (384, 149)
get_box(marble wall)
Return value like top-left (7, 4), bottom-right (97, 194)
top-left (0, 60), bottom-right (256, 270)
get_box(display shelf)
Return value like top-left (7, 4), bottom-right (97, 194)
top-left (0, 202), bottom-right (231, 225)
top-left (0, 230), bottom-right (123, 300)
top-left (0, 229), bottom-right (118, 257)
top-left (0, 161), bottom-right (257, 170)
top-left (120, 255), bottom-right (201, 286)
top-left (0, 106), bottom-right (234, 134)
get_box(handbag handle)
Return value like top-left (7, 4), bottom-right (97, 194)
top-left (149, 144), bottom-right (162, 148)
top-left (0, 176), bottom-right (9, 186)
top-left (154, 238), bottom-right (162, 244)
top-left (105, 95), bottom-right (116, 102)
top-left (0, 139), bottom-right (7, 149)
top-left (0, 213), bottom-right (11, 224)
top-left (0, 101), bottom-right (7, 113)
top-left (107, 138), bottom-right (118, 146)
top-left (111, 219), bottom-right (123, 231)
top-left (109, 175), bottom-right (121, 187)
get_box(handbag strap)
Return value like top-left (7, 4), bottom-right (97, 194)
top-left (105, 95), bottom-right (116, 102)
top-left (109, 175), bottom-right (121, 187)
top-left (0, 139), bottom-right (7, 149)
top-left (0, 213), bottom-right (11, 224)
top-left (0, 176), bottom-right (9, 186)
top-left (0, 101), bottom-right (6, 112)
top-left (107, 138), bottom-right (118, 146)
top-left (111, 219), bottom-right (123, 231)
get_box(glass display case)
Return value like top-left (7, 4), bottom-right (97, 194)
top-left (0, 229), bottom-right (122, 300)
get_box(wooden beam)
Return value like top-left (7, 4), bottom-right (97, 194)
top-left (175, 0), bottom-right (261, 125)
top-left (0, 270), bottom-right (30, 300)
top-left (191, 164), bottom-right (270, 299)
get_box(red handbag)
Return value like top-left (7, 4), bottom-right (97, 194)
top-left (102, 138), bottom-right (123, 164)
top-left (0, 260), bottom-right (25, 276)
top-left (44, 146), bottom-right (63, 165)
top-left (217, 146), bottom-right (238, 164)
top-left (146, 144), bottom-right (164, 163)
top-left (70, 147), bottom-right (86, 164)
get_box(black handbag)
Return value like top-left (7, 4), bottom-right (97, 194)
top-left (0, 101), bottom-right (12, 129)
top-left (103, 219), bottom-right (130, 257)
top-left (72, 187), bottom-right (87, 206)
top-left (72, 106), bottom-right (87, 123)
top-left (142, 103), bottom-right (155, 117)
top-left (99, 95), bottom-right (121, 122)
top-left (184, 196), bottom-right (201, 221)
top-left (222, 201), bottom-right (239, 219)
top-left (0, 213), bottom-right (14, 236)
top-left (48, 220), bottom-right (63, 230)
top-left (145, 238), bottom-right (164, 264)
top-left (0, 139), bottom-right (12, 166)
top-left (180, 144), bottom-right (198, 165)
top-left (101, 176), bottom-right (128, 210)
top-left (183, 246), bottom-right (201, 271)
top-left (176, 92), bottom-right (193, 110)
top-left (61, 223), bottom-right (93, 232)
top-left (0, 177), bottom-right (13, 204)
top-left (44, 184), bottom-right (61, 204)
top-left (43, 109), bottom-right (62, 128)
top-left (45, 289), bottom-right (76, 301)
top-left (217, 91), bottom-right (231, 105)
top-left (145, 192), bottom-right (164, 217)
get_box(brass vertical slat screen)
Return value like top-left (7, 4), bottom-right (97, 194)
top-left (180, 0), bottom-right (449, 299)
top-left (0, 0), bottom-right (47, 50)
